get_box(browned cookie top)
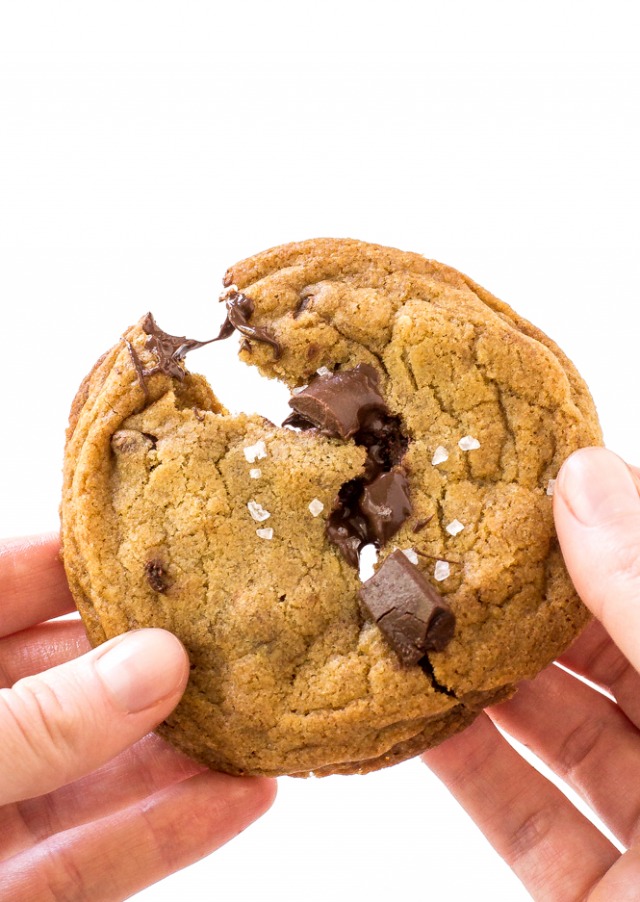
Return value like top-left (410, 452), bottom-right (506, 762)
top-left (61, 239), bottom-right (601, 776)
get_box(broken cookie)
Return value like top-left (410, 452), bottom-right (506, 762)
top-left (61, 238), bottom-right (602, 777)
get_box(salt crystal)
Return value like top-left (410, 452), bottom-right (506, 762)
top-left (402, 548), bottom-right (419, 565)
top-left (458, 435), bottom-right (481, 451)
top-left (249, 468), bottom-right (262, 479)
top-left (243, 440), bottom-right (267, 463)
top-left (434, 560), bottom-right (451, 582)
top-left (432, 446), bottom-right (449, 466)
top-left (247, 500), bottom-right (271, 522)
top-left (546, 478), bottom-right (556, 497)
top-left (292, 384), bottom-right (308, 395)
top-left (446, 519), bottom-right (465, 536)
top-left (256, 527), bottom-right (274, 540)
top-left (316, 366), bottom-right (332, 376)
top-left (308, 499), bottom-right (324, 517)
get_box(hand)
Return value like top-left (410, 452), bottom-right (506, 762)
top-left (0, 535), bottom-right (276, 900)
top-left (423, 448), bottom-right (640, 900)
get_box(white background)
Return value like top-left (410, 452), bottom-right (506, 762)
top-left (1, 2), bottom-right (639, 900)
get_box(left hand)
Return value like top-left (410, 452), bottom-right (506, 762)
top-left (0, 534), bottom-right (276, 900)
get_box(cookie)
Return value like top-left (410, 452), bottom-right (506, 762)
top-left (61, 239), bottom-right (601, 777)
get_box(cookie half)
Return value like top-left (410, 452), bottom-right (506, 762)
top-left (61, 239), bottom-right (601, 776)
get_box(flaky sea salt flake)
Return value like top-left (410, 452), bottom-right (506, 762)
top-left (292, 384), bottom-right (308, 395)
top-left (431, 446), bottom-right (449, 466)
top-left (446, 519), bottom-right (465, 536)
top-left (316, 366), bottom-right (332, 376)
top-left (434, 560), bottom-right (451, 582)
top-left (546, 478), bottom-right (556, 497)
top-left (243, 440), bottom-right (267, 463)
top-left (256, 527), bottom-right (274, 540)
top-left (308, 499), bottom-right (324, 517)
top-left (458, 435), bottom-right (481, 451)
top-left (402, 548), bottom-right (419, 565)
top-left (249, 468), bottom-right (262, 479)
top-left (247, 500), bottom-right (271, 522)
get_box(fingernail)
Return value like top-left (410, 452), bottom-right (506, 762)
top-left (95, 629), bottom-right (188, 713)
top-left (556, 448), bottom-right (639, 526)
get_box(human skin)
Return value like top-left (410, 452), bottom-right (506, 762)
top-left (0, 534), bottom-right (276, 900)
top-left (424, 447), bottom-right (640, 900)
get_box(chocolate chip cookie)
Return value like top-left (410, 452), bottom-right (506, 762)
top-left (61, 239), bottom-right (601, 776)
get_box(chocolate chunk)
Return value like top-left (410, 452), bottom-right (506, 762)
top-left (145, 559), bottom-right (169, 593)
top-left (288, 364), bottom-right (386, 440)
top-left (356, 410), bottom-right (409, 477)
top-left (214, 290), bottom-right (281, 358)
top-left (358, 551), bottom-right (455, 665)
top-left (325, 478), bottom-right (370, 568)
top-left (358, 468), bottom-right (412, 545)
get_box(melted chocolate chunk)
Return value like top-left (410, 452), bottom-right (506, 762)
top-left (288, 364), bottom-right (386, 439)
top-left (145, 559), bottom-right (169, 593)
top-left (359, 551), bottom-right (456, 665)
top-left (214, 290), bottom-right (281, 358)
top-left (285, 365), bottom-right (412, 565)
top-left (358, 468), bottom-right (412, 545)
top-left (325, 479), bottom-right (370, 568)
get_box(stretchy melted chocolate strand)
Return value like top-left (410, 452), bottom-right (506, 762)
top-left (125, 314), bottom-right (217, 399)
top-left (358, 551), bottom-right (456, 665)
top-left (142, 313), bottom-right (215, 378)
top-left (287, 364), bottom-right (386, 440)
top-left (214, 290), bottom-right (281, 358)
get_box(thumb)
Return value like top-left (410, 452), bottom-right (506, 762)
top-left (554, 447), bottom-right (640, 671)
top-left (0, 628), bottom-right (189, 805)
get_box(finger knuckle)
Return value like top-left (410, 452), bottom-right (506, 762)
top-left (506, 800), bottom-right (557, 865)
top-left (0, 677), bottom-right (78, 782)
top-left (556, 715), bottom-right (608, 779)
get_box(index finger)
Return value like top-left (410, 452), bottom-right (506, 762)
top-left (0, 534), bottom-right (76, 637)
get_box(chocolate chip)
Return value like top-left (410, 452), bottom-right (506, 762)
top-left (145, 559), bottom-right (169, 593)
top-left (358, 550), bottom-right (456, 665)
top-left (293, 295), bottom-right (311, 318)
top-left (288, 363), bottom-right (386, 440)
top-left (111, 430), bottom-right (155, 455)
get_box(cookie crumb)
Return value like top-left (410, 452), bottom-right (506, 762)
top-left (249, 468), bottom-right (262, 479)
top-left (445, 519), bottom-right (465, 536)
top-left (256, 527), bottom-right (274, 540)
top-left (247, 500), bottom-right (271, 522)
top-left (431, 446), bottom-right (449, 466)
top-left (546, 478), bottom-right (556, 496)
top-left (458, 435), bottom-right (481, 451)
top-left (434, 560), bottom-right (451, 581)
top-left (308, 499), bottom-right (324, 517)
top-left (244, 440), bottom-right (267, 462)
top-left (402, 548), bottom-right (419, 564)
top-left (219, 283), bottom-right (239, 301)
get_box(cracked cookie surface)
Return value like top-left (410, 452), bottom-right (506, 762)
top-left (61, 238), bottom-right (602, 776)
